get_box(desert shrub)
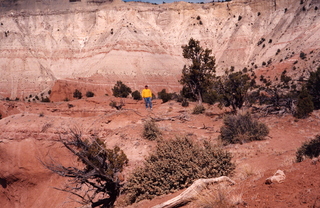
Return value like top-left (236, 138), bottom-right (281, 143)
top-left (86, 91), bottom-right (94, 97)
top-left (220, 112), bottom-right (269, 145)
top-left (294, 86), bottom-right (314, 119)
top-left (109, 101), bottom-right (117, 108)
top-left (203, 90), bottom-right (218, 105)
top-left (142, 119), bottom-right (161, 141)
top-left (109, 100), bottom-right (124, 110)
top-left (193, 104), bottom-right (205, 114)
top-left (131, 90), bottom-right (142, 100)
top-left (306, 67), bottom-right (320, 109)
top-left (73, 89), bottom-right (82, 99)
top-left (112, 81), bottom-right (132, 98)
top-left (175, 94), bottom-right (184, 103)
top-left (157, 89), bottom-right (172, 103)
top-left (296, 135), bottom-right (320, 162)
top-left (124, 137), bottom-right (235, 204)
top-left (300, 52), bottom-right (306, 60)
top-left (181, 98), bottom-right (189, 107)
top-left (41, 97), bottom-right (50, 102)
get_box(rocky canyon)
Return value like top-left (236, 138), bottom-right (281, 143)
top-left (0, 0), bottom-right (319, 101)
top-left (1, 0), bottom-right (320, 208)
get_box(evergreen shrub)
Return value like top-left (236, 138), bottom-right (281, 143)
top-left (220, 112), bottom-right (269, 145)
top-left (125, 137), bottom-right (235, 204)
top-left (296, 135), bottom-right (320, 162)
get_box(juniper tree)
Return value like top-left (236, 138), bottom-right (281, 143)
top-left (112, 81), bottom-right (132, 98)
top-left (307, 67), bottom-right (320, 109)
top-left (215, 69), bottom-right (253, 113)
top-left (179, 38), bottom-right (216, 105)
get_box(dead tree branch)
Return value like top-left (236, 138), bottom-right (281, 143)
top-left (152, 176), bottom-right (236, 208)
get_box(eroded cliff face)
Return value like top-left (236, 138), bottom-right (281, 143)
top-left (0, 0), bottom-right (319, 100)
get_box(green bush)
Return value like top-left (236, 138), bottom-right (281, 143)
top-left (294, 86), bottom-right (314, 119)
top-left (296, 135), bottom-right (320, 162)
top-left (124, 137), bottom-right (235, 204)
top-left (86, 91), bottom-right (95, 97)
top-left (73, 89), bottom-right (82, 99)
top-left (220, 112), bottom-right (269, 145)
top-left (307, 67), bottom-right (320, 109)
top-left (142, 119), bottom-right (161, 141)
top-left (112, 81), bottom-right (132, 98)
top-left (157, 89), bottom-right (172, 103)
top-left (41, 97), bottom-right (50, 102)
top-left (193, 104), bottom-right (205, 114)
top-left (131, 90), bottom-right (142, 100)
top-left (203, 90), bottom-right (218, 105)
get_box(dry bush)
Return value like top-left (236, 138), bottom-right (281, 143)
top-left (219, 112), bottom-right (269, 145)
top-left (124, 137), bottom-right (235, 204)
top-left (142, 119), bottom-right (161, 141)
top-left (194, 185), bottom-right (243, 208)
top-left (193, 104), bottom-right (205, 114)
top-left (296, 135), bottom-right (320, 162)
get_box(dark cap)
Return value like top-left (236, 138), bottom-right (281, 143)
top-left (145, 85), bottom-right (148, 87)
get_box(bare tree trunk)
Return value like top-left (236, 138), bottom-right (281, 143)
top-left (151, 176), bottom-right (236, 208)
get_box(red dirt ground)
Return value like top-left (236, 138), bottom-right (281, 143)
top-left (0, 96), bottom-right (319, 208)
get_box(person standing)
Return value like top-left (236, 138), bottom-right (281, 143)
top-left (141, 85), bottom-right (153, 109)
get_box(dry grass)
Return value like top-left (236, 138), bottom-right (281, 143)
top-left (192, 184), bottom-right (243, 208)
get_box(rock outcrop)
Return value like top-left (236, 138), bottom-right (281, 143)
top-left (0, 0), bottom-right (319, 101)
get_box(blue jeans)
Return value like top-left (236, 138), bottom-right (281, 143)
top-left (144, 97), bottom-right (152, 109)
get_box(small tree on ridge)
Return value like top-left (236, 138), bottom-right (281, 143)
top-left (179, 38), bottom-right (216, 105)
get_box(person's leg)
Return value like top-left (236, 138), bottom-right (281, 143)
top-left (149, 98), bottom-right (153, 109)
top-left (144, 98), bottom-right (148, 108)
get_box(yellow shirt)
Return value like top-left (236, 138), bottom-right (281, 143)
top-left (142, 88), bottom-right (152, 98)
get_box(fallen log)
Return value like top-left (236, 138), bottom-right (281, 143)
top-left (151, 176), bottom-right (236, 208)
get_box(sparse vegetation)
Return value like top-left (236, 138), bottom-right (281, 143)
top-left (86, 91), bottom-right (94, 97)
top-left (41, 97), bottom-right (50, 102)
top-left (299, 52), bottom-right (306, 60)
top-left (195, 185), bottom-right (242, 208)
top-left (157, 89), bottom-right (173, 103)
top-left (73, 89), bottom-right (82, 99)
top-left (294, 85), bottom-right (314, 119)
top-left (257, 38), bottom-right (265, 46)
top-left (220, 112), bottom-right (269, 145)
top-left (112, 81), bottom-right (132, 98)
top-left (193, 104), bottom-right (205, 114)
top-left (296, 135), bottom-right (320, 162)
top-left (109, 100), bottom-right (124, 110)
top-left (306, 67), bottom-right (320, 109)
top-left (125, 137), bottom-right (235, 204)
top-left (142, 119), bottom-right (161, 141)
top-left (131, 90), bottom-right (142, 100)
top-left (181, 98), bottom-right (189, 107)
